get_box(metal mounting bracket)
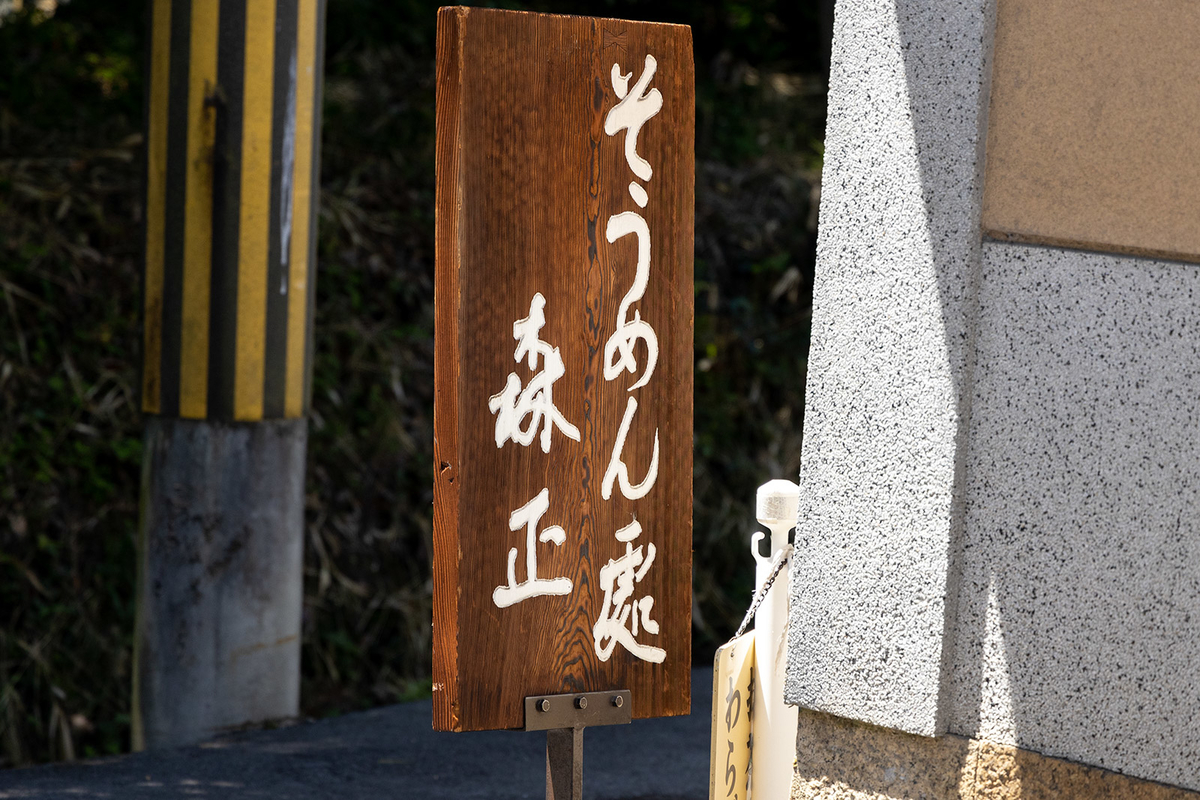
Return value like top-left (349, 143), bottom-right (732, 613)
top-left (524, 690), bottom-right (632, 800)
top-left (523, 689), bottom-right (632, 732)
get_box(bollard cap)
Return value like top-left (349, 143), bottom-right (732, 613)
top-left (756, 479), bottom-right (799, 526)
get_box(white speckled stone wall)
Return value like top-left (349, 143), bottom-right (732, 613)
top-left (948, 242), bottom-right (1200, 790)
top-left (787, 0), bottom-right (1200, 789)
top-left (784, 0), bottom-right (994, 736)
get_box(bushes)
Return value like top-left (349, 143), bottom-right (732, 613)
top-left (0, 0), bottom-right (824, 765)
top-left (0, 3), bottom-right (146, 762)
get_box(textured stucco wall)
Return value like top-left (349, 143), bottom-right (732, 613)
top-left (788, 0), bottom-right (1200, 789)
top-left (948, 242), bottom-right (1200, 790)
top-left (785, 0), bottom-right (994, 736)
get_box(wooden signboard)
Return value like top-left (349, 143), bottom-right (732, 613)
top-left (433, 6), bottom-right (694, 732)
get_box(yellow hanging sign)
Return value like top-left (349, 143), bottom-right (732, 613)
top-left (710, 630), bottom-right (755, 800)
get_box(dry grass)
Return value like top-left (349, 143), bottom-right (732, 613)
top-left (0, 0), bottom-right (824, 765)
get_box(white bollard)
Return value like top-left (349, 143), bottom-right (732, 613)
top-left (750, 479), bottom-right (800, 800)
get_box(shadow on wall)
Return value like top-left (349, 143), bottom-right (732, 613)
top-left (895, 0), bottom-right (1200, 792)
top-left (888, 0), bottom-right (991, 738)
top-left (792, 0), bottom-right (1200, 792)
top-left (948, 245), bottom-right (1200, 790)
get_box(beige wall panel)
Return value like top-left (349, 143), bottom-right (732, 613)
top-left (982, 0), bottom-right (1200, 263)
top-left (792, 708), bottom-right (1199, 799)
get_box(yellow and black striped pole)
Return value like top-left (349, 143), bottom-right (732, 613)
top-left (134, 0), bottom-right (326, 751)
top-left (142, 0), bottom-right (322, 421)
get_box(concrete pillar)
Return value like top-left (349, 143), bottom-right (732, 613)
top-left (784, 0), bottom-right (995, 737)
top-left (135, 0), bottom-right (326, 749)
top-left (133, 418), bottom-right (306, 748)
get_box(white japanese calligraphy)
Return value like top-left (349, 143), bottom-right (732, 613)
top-left (592, 519), bottom-right (664, 663)
top-left (604, 212), bottom-right (659, 390)
top-left (601, 396), bottom-right (659, 501)
top-left (628, 182), bottom-right (648, 208)
top-left (592, 52), bottom-right (667, 664)
top-left (488, 293), bottom-right (581, 453)
top-left (492, 488), bottom-right (572, 609)
top-left (605, 55), bottom-right (663, 182)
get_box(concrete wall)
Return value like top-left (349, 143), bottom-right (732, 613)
top-left (949, 242), bottom-right (1200, 788)
top-left (785, 0), bottom-right (994, 737)
top-left (789, 0), bottom-right (1200, 792)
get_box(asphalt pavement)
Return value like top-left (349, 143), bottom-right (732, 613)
top-left (0, 667), bottom-right (712, 800)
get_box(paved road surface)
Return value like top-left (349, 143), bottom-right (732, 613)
top-left (0, 668), bottom-right (712, 799)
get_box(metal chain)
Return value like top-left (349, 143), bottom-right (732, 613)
top-left (732, 543), bottom-right (793, 640)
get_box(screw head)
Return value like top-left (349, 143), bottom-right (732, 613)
top-left (575, 696), bottom-right (588, 710)
top-left (538, 699), bottom-right (550, 712)
top-left (612, 694), bottom-right (624, 708)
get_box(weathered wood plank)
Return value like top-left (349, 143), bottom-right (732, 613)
top-left (433, 6), bottom-right (694, 732)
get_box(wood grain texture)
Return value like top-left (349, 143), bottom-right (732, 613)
top-left (433, 6), bottom-right (693, 732)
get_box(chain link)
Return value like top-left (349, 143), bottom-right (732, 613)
top-left (732, 543), bottom-right (793, 640)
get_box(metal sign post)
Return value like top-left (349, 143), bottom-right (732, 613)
top-left (525, 690), bottom-right (632, 800)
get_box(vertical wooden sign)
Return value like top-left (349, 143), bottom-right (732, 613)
top-left (433, 7), bottom-right (694, 732)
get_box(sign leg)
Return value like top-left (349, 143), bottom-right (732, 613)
top-left (546, 727), bottom-right (583, 800)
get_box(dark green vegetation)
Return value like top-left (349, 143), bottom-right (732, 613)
top-left (0, 0), bottom-right (826, 765)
